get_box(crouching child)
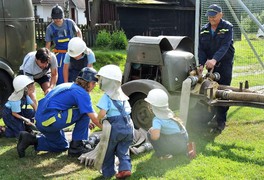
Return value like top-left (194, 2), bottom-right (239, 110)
top-left (1, 75), bottom-right (36, 138)
top-left (145, 89), bottom-right (195, 160)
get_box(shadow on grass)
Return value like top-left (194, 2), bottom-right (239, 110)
top-left (240, 120), bottom-right (264, 125)
top-left (129, 151), bottom-right (190, 179)
top-left (90, 148), bottom-right (193, 179)
top-left (203, 142), bottom-right (264, 166)
top-left (187, 111), bottom-right (264, 168)
top-left (0, 137), bottom-right (95, 179)
top-left (227, 106), bottom-right (243, 118)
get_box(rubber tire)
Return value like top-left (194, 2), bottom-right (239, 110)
top-left (129, 93), bottom-right (154, 130)
top-left (0, 71), bottom-right (13, 118)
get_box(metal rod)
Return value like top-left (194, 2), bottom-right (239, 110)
top-left (236, 0), bottom-right (264, 33)
top-left (210, 88), bottom-right (213, 100)
top-left (239, 82), bottom-right (243, 92)
top-left (194, 0), bottom-right (200, 66)
top-left (245, 80), bottom-right (249, 89)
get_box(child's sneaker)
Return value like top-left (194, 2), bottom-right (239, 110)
top-left (115, 170), bottom-right (131, 179)
top-left (187, 142), bottom-right (196, 160)
top-left (159, 154), bottom-right (173, 160)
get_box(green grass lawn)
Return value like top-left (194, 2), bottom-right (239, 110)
top-left (1, 84), bottom-right (264, 179)
top-left (1, 40), bottom-right (264, 179)
top-left (0, 106), bottom-right (264, 179)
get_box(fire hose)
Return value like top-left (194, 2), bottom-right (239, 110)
top-left (20, 116), bottom-right (37, 129)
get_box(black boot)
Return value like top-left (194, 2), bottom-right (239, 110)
top-left (17, 131), bottom-right (37, 158)
top-left (68, 140), bottom-right (93, 157)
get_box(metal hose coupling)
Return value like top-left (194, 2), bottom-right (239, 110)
top-left (216, 89), bottom-right (233, 99)
top-left (187, 75), bottom-right (199, 86)
top-left (143, 142), bottom-right (153, 151)
top-left (206, 72), bottom-right (221, 81)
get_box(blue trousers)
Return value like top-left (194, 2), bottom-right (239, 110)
top-left (214, 63), bottom-right (232, 129)
top-left (35, 109), bottom-right (90, 152)
top-left (56, 52), bottom-right (66, 85)
top-left (102, 116), bottom-right (133, 178)
top-left (2, 107), bottom-right (34, 138)
top-left (148, 132), bottom-right (188, 157)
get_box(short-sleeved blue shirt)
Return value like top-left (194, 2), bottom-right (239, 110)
top-left (97, 94), bottom-right (131, 117)
top-left (5, 96), bottom-right (34, 113)
top-left (152, 117), bottom-right (181, 135)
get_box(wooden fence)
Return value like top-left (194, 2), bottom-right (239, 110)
top-left (35, 22), bottom-right (118, 47)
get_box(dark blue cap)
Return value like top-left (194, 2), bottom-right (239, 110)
top-left (78, 67), bottom-right (98, 82)
top-left (205, 4), bottom-right (222, 17)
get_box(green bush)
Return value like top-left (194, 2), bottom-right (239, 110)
top-left (110, 30), bottom-right (128, 50)
top-left (95, 29), bottom-right (111, 48)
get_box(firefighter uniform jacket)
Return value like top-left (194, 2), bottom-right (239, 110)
top-left (198, 19), bottom-right (235, 86)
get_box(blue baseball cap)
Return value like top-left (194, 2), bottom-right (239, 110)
top-left (205, 4), bottom-right (222, 17)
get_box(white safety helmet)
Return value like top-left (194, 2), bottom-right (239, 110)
top-left (145, 89), bottom-right (169, 107)
top-left (67, 37), bottom-right (87, 57)
top-left (97, 64), bottom-right (122, 82)
top-left (13, 75), bottom-right (34, 92)
top-left (9, 75), bottom-right (34, 101)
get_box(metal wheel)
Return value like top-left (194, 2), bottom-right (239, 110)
top-left (0, 71), bottom-right (13, 118)
top-left (129, 93), bottom-right (154, 130)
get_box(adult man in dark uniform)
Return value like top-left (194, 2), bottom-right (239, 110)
top-left (198, 4), bottom-right (235, 134)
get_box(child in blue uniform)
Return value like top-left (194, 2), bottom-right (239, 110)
top-left (63, 37), bottom-right (96, 83)
top-left (96, 65), bottom-right (134, 179)
top-left (145, 89), bottom-right (193, 159)
top-left (2, 75), bottom-right (36, 138)
top-left (17, 67), bottom-right (102, 158)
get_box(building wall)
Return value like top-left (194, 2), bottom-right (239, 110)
top-left (74, 8), bottom-right (86, 25)
top-left (34, 4), bottom-right (86, 24)
top-left (117, 7), bottom-right (195, 40)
